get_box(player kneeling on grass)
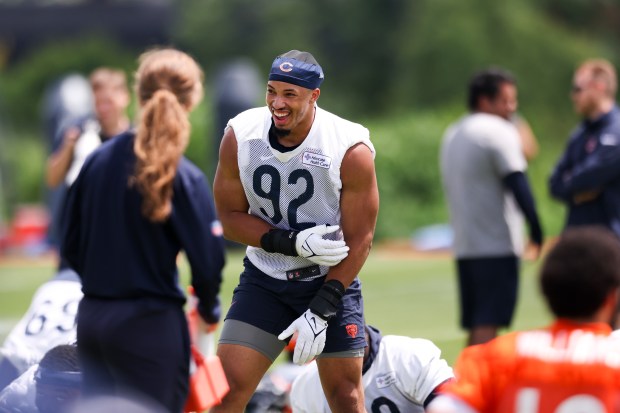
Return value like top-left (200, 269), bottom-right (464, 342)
top-left (428, 226), bottom-right (620, 413)
top-left (0, 343), bottom-right (81, 413)
top-left (290, 324), bottom-right (454, 412)
top-left (0, 270), bottom-right (82, 391)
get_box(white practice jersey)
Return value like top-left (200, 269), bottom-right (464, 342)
top-left (228, 106), bottom-right (374, 280)
top-left (0, 272), bottom-right (82, 374)
top-left (290, 335), bottom-right (454, 413)
top-left (0, 364), bottom-right (37, 413)
top-left (440, 113), bottom-right (526, 258)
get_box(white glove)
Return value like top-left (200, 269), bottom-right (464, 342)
top-left (278, 309), bottom-right (328, 365)
top-left (295, 225), bottom-right (349, 266)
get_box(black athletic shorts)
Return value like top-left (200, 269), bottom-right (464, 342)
top-left (456, 255), bottom-right (519, 329)
top-left (221, 257), bottom-right (366, 360)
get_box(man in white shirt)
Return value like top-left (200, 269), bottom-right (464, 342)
top-left (440, 67), bottom-right (543, 346)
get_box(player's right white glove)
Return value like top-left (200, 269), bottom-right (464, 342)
top-left (278, 309), bottom-right (328, 365)
top-left (294, 225), bottom-right (349, 266)
top-left (278, 279), bottom-right (346, 365)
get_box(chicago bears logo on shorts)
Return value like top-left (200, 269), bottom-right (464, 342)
top-left (345, 324), bottom-right (358, 338)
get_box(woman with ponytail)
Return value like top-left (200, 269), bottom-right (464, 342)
top-left (60, 48), bottom-right (225, 412)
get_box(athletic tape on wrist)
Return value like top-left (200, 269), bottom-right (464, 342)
top-left (260, 229), bottom-right (298, 256)
top-left (309, 279), bottom-right (345, 320)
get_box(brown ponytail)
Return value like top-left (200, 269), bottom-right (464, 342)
top-left (132, 48), bottom-right (203, 222)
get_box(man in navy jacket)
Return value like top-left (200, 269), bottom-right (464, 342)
top-left (550, 59), bottom-right (620, 238)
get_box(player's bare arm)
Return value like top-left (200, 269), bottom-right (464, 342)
top-left (213, 126), bottom-right (274, 247)
top-left (326, 142), bottom-right (379, 289)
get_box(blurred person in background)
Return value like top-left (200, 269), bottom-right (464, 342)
top-left (0, 269), bottom-right (82, 391)
top-left (549, 59), bottom-right (620, 239)
top-left (45, 67), bottom-right (131, 270)
top-left (45, 67), bottom-right (130, 253)
top-left (13, 69), bottom-right (129, 393)
top-left (290, 324), bottom-right (454, 413)
top-left (46, 67), bottom-right (130, 189)
top-left (41, 73), bottom-right (93, 251)
top-left (427, 226), bottom-right (620, 413)
top-left (0, 344), bottom-right (81, 413)
top-left (34, 344), bottom-right (81, 413)
top-left (511, 114), bottom-right (539, 162)
top-left (440, 67), bottom-right (544, 347)
top-left (60, 48), bottom-right (225, 413)
top-left (212, 49), bottom-right (378, 413)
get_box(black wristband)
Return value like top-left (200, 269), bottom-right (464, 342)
top-left (309, 279), bottom-right (345, 321)
top-left (530, 223), bottom-right (544, 246)
top-left (260, 229), bottom-right (299, 256)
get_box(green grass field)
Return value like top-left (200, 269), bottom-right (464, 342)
top-left (0, 246), bottom-right (552, 365)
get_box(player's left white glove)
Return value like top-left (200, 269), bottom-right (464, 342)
top-left (294, 225), bottom-right (349, 267)
top-left (278, 309), bottom-right (328, 365)
top-left (259, 225), bottom-right (348, 267)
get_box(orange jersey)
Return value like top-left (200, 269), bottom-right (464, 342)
top-left (444, 320), bottom-right (620, 413)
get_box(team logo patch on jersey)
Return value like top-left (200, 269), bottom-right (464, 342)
top-left (345, 324), bottom-right (358, 338)
top-left (302, 151), bottom-right (331, 169)
top-left (375, 372), bottom-right (397, 389)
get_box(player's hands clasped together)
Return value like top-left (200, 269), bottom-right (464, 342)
top-left (278, 309), bottom-right (328, 365)
top-left (295, 224), bottom-right (349, 266)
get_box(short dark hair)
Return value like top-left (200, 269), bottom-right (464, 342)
top-left (35, 344), bottom-right (81, 413)
top-left (467, 67), bottom-right (515, 111)
top-left (38, 344), bottom-right (79, 373)
top-left (540, 226), bottom-right (620, 319)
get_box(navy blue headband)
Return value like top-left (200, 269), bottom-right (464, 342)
top-left (35, 367), bottom-right (82, 387)
top-left (268, 56), bottom-right (324, 89)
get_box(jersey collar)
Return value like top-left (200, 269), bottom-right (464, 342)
top-left (551, 318), bottom-right (613, 335)
top-left (363, 325), bottom-right (383, 374)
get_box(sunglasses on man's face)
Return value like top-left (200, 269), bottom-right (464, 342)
top-left (571, 85), bottom-right (584, 94)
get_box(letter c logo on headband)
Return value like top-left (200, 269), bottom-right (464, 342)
top-left (269, 53), bottom-right (324, 89)
top-left (279, 62), bottom-right (294, 72)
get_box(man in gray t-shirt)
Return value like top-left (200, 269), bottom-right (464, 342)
top-left (440, 68), bottom-right (543, 347)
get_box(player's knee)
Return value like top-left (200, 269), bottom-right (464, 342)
top-left (212, 381), bottom-right (254, 412)
top-left (220, 373), bottom-right (253, 397)
top-left (216, 368), bottom-right (260, 408)
top-left (324, 381), bottom-right (364, 412)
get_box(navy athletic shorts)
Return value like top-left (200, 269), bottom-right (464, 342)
top-left (223, 257), bottom-right (366, 358)
top-left (456, 255), bottom-right (519, 329)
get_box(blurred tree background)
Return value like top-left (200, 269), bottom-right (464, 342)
top-left (0, 0), bottom-right (619, 242)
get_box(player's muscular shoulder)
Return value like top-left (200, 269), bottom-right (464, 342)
top-left (343, 142), bottom-right (374, 164)
top-left (215, 128), bottom-right (241, 186)
top-left (219, 128), bottom-right (238, 166)
top-left (341, 143), bottom-right (375, 188)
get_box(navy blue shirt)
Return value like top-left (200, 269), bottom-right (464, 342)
top-left (61, 131), bottom-right (225, 322)
top-left (549, 106), bottom-right (620, 238)
top-left (54, 116), bottom-right (124, 271)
